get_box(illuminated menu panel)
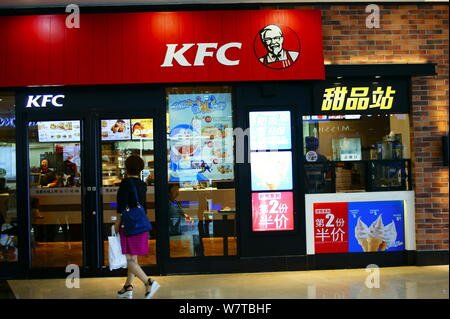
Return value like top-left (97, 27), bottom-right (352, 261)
top-left (250, 151), bottom-right (293, 191)
top-left (101, 119), bottom-right (131, 141)
top-left (37, 121), bottom-right (80, 143)
top-left (252, 191), bottom-right (294, 232)
top-left (249, 111), bottom-right (291, 150)
top-left (131, 119), bottom-right (154, 140)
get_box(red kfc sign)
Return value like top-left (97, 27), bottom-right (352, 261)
top-left (252, 192), bottom-right (294, 232)
top-left (314, 202), bottom-right (348, 253)
top-left (0, 10), bottom-right (324, 86)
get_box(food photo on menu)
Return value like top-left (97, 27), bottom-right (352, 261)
top-left (101, 119), bottom-right (131, 141)
top-left (37, 121), bottom-right (81, 142)
top-left (131, 119), bottom-right (154, 139)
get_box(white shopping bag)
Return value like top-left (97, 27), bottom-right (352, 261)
top-left (108, 226), bottom-right (127, 271)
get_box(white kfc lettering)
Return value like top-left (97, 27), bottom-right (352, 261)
top-left (161, 42), bottom-right (242, 67)
top-left (26, 94), bottom-right (65, 108)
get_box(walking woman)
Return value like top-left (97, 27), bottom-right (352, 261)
top-left (116, 155), bottom-right (160, 299)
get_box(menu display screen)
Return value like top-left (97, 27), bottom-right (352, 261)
top-left (249, 111), bottom-right (292, 150)
top-left (131, 119), bottom-right (154, 140)
top-left (101, 119), bottom-right (131, 141)
top-left (37, 121), bottom-right (81, 143)
top-left (250, 151), bottom-right (293, 191)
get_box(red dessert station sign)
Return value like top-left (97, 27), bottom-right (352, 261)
top-left (0, 9), bottom-right (324, 86)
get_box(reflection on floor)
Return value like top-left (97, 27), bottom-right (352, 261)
top-left (7, 266), bottom-right (449, 299)
top-left (30, 238), bottom-right (237, 268)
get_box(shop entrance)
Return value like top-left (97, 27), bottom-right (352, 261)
top-left (24, 110), bottom-right (162, 275)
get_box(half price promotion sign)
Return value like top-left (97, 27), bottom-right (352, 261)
top-left (252, 192), bottom-right (294, 232)
top-left (314, 202), bottom-right (349, 253)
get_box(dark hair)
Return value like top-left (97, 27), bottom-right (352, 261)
top-left (125, 155), bottom-right (144, 175)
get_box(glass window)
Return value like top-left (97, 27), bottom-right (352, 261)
top-left (0, 92), bottom-right (17, 263)
top-left (101, 118), bottom-right (156, 266)
top-left (303, 114), bottom-right (411, 193)
top-left (167, 86), bottom-right (236, 257)
top-left (28, 120), bottom-right (83, 267)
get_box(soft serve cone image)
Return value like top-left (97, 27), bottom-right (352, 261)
top-left (252, 152), bottom-right (290, 190)
top-left (380, 221), bottom-right (397, 251)
top-left (354, 217), bottom-right (369, 252)
top-left (367, 215), bottom-right (385, 252)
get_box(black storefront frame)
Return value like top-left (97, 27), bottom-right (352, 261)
top-left (3, 63), bottom-right (442, 279)
top-left (13, 85), bottom-right (171, 278)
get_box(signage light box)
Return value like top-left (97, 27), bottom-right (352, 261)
top-left (37, 121), bottom-right (81, 143)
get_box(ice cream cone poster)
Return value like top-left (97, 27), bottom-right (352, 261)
top-left (348, 201), bottom-right (405, 252)
top-left (252, 192), bottom-right (294, 232)
top-left (313, 202), bottom-right (349, 253)
top-left (250, 151), bottom-right (293, 191)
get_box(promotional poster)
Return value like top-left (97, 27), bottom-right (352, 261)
top-left (348, 200), bottom-right (405, 252)
top-left (249, 111), bottom-right (292, 151)
top-left (167, 93), bottom-right (234, 182)
top-left (314, 200), bottom-right (405, 253)
top-left (252, 192), bottom-right (294, 232)
top-left (250, 151), bottom-right (293, 191)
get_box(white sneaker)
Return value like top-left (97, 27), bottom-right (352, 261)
top-left (145, 280), bottom-right (160, 299)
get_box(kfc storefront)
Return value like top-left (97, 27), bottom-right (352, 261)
top-left (0, 8), bottom-right (439, 278)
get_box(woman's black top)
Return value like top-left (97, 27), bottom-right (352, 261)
top-left (116, 177), bottom-right (147, 215)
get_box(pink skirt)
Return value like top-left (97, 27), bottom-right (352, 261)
top-left (119, 227), bottom-right (149, 256)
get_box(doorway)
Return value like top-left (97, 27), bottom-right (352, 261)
top-left (24, 112), bottom-right (161, 274)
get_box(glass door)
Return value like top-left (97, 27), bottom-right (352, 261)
top-left (28, 120), bottom-right (84, 268)
top-left (100, 117), bottom-right (157, 267)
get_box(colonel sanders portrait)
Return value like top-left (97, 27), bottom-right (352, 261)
top-left (258, 24), bottom-right (299, 68)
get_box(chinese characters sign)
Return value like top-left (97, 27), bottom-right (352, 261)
top-left (313, 79), bottom-right (409, 114)
top-left (252, 192), bottom-right (294, 232)
top-left (314, 202), bottom-right (348, 253)
top-left (313, 200), bottom-right (405, 253)
top-left (322, 86), bottom-right (396, 111)
top-left (249, 111), bottom-right (292, 150)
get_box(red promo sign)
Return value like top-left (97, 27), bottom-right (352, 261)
top-left (0, 10), bottom-right (324, 87)
top-left (313, 202), bottom-right (348, 253)
top-left (252, 192), bottom-right (294, 232)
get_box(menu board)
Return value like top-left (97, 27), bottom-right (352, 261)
top-left (250, 151), bottom-right (293, 191)
top-left (252, 192), bottom-right (294, 232)
top-left (37, 121), bottom-right (81, 143)
top-left (131, 119), bottom-right (153, 140)
top-left (101, 119), bottom-right (131, 141)
top-left (249, 111), bottom-right (291, 150)
top-left (167, 93), bottom-right (233, 182)
top-left (313, 200), bottom-right (405, 254)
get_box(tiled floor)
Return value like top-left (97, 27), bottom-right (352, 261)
top-left (6, 265), bottom-right (448, 299)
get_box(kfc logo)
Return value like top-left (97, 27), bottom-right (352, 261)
top-left (255, 24), bottom-right (300, 69)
